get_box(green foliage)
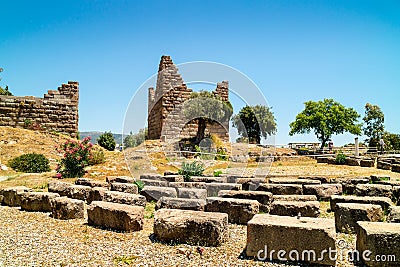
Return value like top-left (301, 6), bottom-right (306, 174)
top-left (215, 147), bottom-right (228, 160)
top-left (113, 255), bottom-right (140, 265)
top-left (183, 90), bottom-right (233, 144)
top-left (335, 152), bottom-right (346, 165)
top-left (289, 99), bottom-right (361, 149)
top-left (97, 132), bottom-right (116, 151)
top-left (232, 105), bottom-right (277, 144)
top-left (213, 170), bottom-right (222, 177)
top-left (23, 119), bottom-right (32, 128)
top-left (178, 161), bottom-right (205, 182)
top-left (382, 132), bottom-right (400, 151)
top-left (88, 147), bottom-right (106, 165)
top-left (363, 103), bottom-right (385, 147)
top-left (8, 153), bottom-right (50, 173)
top-left (133, 180), bottom-right (145, 192)
top-left (144, 201), bottom-right (156, 219)
top-left (56, 137), bottom-right (93, 178)
top-left (124, 128), bottom-right (147, 148)
top-left (0, 85), bottom-right (12, 96)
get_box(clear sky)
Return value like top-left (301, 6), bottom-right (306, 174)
top-left (1, 0), bottom-right (399, 146)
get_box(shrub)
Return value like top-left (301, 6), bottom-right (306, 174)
top-left (98, 132), bottom-right (116, 151)
top-left (88, 147), bottom-right (106, 165)
top-left (213, 170), bottom-right (222, 177)
top-left (335, 151), bottom-right (346, 165)
top-left (133, 180), bottom-right (145, 192)
top-left (178, 161), bottom-right (205, 182)
top-left (8, 153), bottom-right (50, 173)
top-left (56, 137), bottom-right (93, 178)
top-left (215, 147), bottom-right (228, 161)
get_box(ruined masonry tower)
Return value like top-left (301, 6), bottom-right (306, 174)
top-left (147, 56), bottom-right (229, 142)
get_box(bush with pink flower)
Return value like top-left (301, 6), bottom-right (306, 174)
top-left (56, 137), bottom-right (93, 178)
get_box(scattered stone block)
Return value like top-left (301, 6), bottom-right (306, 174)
top-left (205, 197), bottom-right (259, 224)
top-left (357, 222), bottom-right (400, 267)
top-left (218, 190), bottom-right (273, 213)
top-left (269, 178), bottom-right (321, 185)
top-left (163, 175), bottom-right (184, 182)
top-left (370, 175), bottom-right (391, 183)
top-left (87, 187), bottom-right (107, 204)
top-left (1, 186), bottom-right (32, 207)
top-left (339, 177), bottom-right (370, 195)
top-left (377, 160), bottom-right (392, 170)
top-left (392, 164), bottom-right (400, 173)
top-left (153, 209), bottom-right (228, 246)
top-left (106, 176), bottom-right (134, 184)
top-left (299, 176), bottom-right (331, 183)
top-left (155, 197), bottom-right (206, 211)
top-left (256, 183), bottom-right (303, 195)
top-left (50, 197), bottom-right (85, 219)
top-left (206, 183), bottom-right (242, 197)
top-left (237, 178), bottom-right (266, 191)
top-left (355, 184), bottom-right (393, 198)
top-left (48, 180), bottom-right (72, 196)
top-left (19, 192), bottom-right (60, 212)
top-left (190, 176), bottom-right (227, 183)
top-left (177, 188), bottom-right (207, 199)
top-left (303, 184), bottom-right (342, 200)
top-left (387, 206), bottom-right (400, 223)
top-left (273, 195), bottom-right (317, 202)
top-left (316, 156), bottom-right (330, 163)
top-left (330, 195), bottom-right (393, 211)
top-left (75, 178), bottom-right (108, 188)
top-left (140, 186), bottom-right (177, 202)
top-left (345, 157), bottom-right (361, 166)
top-left (335, 203), bottom-right (383, 234)
top-left (270, 201), bottom-right (320, 217)
top-left (246, 214), bottom-right (336, 266)
top-left (360, 159), bottom-right (375, 167)
top-left (88, 201), bottom-right (144, 232)
top-left (393, 186), bottom-right (400, 204)
top-left (66, 185), bottom-right (92, 202)
top-left (169, 182), bottom-right (207, 189)
top-left (141, 179), bottom-right (169, 187)
top-left (104, 191), bottom-right (146, 207)
top-left (110, 182), bottom-right (138, 194)
top-left (139, 173), bottom-right (163, 180)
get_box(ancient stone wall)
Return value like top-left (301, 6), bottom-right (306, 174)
top-left (0, 81), bottom-right (79, 137)
top-left (147, 56), bottom-right (230, 142)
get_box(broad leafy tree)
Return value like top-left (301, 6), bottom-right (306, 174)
top-left (124, 128), bottom-right (147, 148)
top-left (289, 99), bottom-right (361, 149)
top-left (183, 91), bottom-right (232, 144)
top-left (362, 103), bottom-right (385, 147)
top-left (232, 105), bottom-right (277, 144)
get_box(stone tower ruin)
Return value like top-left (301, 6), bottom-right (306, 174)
top-left (147, 56), bottom-right (230, 142)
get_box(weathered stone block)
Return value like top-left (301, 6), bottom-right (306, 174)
top-left (355, 184), bottom-right (393, 198)
top-left (360, 159), bottom-right (375, 167)
top-left (177, 188), bottom-right (207, 199)
top-left (387, 206), bottom-right (400, 223)
top-left (345, 157), bottom-right (361, 166)
top-left (335, 203), bottom-right (383, 234)
top-left (269, 178), bottom-right (321, 185)
top-left (50, 197), bottom-right (85, 219)
top-left (75, 178), bottom-right (108, 188)
top-left (377, 160), bottom-right (392, 170)
top-left (141, 179), bottom-right (169, 187)
top-left (205, 197), bottom-right (259, 224)
top-left (303, 184), bottom-right (342, 200)
top-left (48, 180), bottom-right (72, 196)
top-left (330, 195), bottom-right (393, 211)
top-left (392, 164), bottom-right (400, 173)
top-left (139, 173), bottom-right (163, 180)
top-left (169, 182), bottom-right (207, 189)
top-left (218, 190), bottom-right (273, 213)
top-left (19, 192), bottom-right (60, 212)
top-left (1, 186), bottom-right (32, 206)
top-left (273, 195), bottom-right (317, 202)
top-left (88, 201), bottom-right (144, 232)
top-left (140, 186), bottom-right (177, 202)
top-left (190, 176), bottom-right (227, 183)
top-left (87, 187), bottom-right (107, 204)
top-left (206, 183), bottom-right (242, 197)
top-left (356, 221), bottom-right (400, 267)
top-left (162, 175), bottom-right (184, 182)
top-left (110, 182), bottom-right (138, 194)
top-left (339, 177), bottom-right (370, 195)
top-left (270, 200), bottom-right (320, 217)
top-left (104, 191), bottom-right (146, 207)
top-left (256, 183), bottom-right (303, 195)
top-left (106, 176), bottom-right (134, 184)
top-left (155, 197), bottom-right (206, 211)
top-left (153, 209), bottom-right (228, 246)
top-left (246, 214), bottom-right (336, 266)
top-left (66, 185), bottom-right (92, 202)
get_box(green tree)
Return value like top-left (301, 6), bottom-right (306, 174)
top-left (289, 99), bottom-right (361, 149)
top-left (0, 68), bottom-right (12, 96)
top-left (183, 91), bottom-right (232, 144)
top-left (97, 132), bottom-right (116, 151)
top-left (382, 132), bottom-right (400, 151)
top-left (124, 128), bottom-right (147, 148)
top-left (362, 103), bottom-right (385, 147)
top-left (232, 105), bottom-right (277, 144)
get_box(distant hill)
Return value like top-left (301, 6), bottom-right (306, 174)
top-left (79, 131), bottom-right (123, 144)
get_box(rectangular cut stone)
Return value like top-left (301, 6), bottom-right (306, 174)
top-left (273, 195), bottom-right (317, 202)
top-left (141, 179), bottom-right (169, 187)
top-left (110, 182), bottom-right (138, 194)
top-left (205, 197), bottom-right (259, 224)
top-left (88, 201), bottom-right (144, 232)
top-left (218, 190), bottom-right (273, 213)
top-left (66, 185), bottom-right (92, 202)
top-left (50, 197), bottom-right (85, 219)
top-left (303, 184), bottom-right (342, 200)
top-left (269, 178), bottom-right (321, 185)
top-left (270, 201), bottom-right (320, 217)
top-left (387, 206), bottom-right (400, 223)
top-left (104, 191), bottom-right (146, 207)
top-left (357, 222), bottom-right (400, 267)
top-left (140, 186), bottom-right (177, 202)
top-left (1, 186), bottom-right (32, 206)
top-left (48, 180), bottom-right (73, 196)
top-left (206, 183), bottom-right (242, 197)
top-left (162, 175), bottom-right (184, 182)
top-left (19, 192), bottom-right (60, 212)
top-left (246, 214), bottom-right (336, 266)
top-left (256, 183), bottom-right (303, 195)
top-left (75, 178), bottom-right (109, 188)
top-left (355, 184), bottom-right (393, 198)
top-left (335, 203), bottom-right (383, 234)
top-left (177, 188), bottom-right (207, 199)
top-left (154, 208), bottom-right (228, 246)
top-left (190, 176), bottom-right (227, 183)
top-left (139, 173), bottom-right (163, 180)
top-left (155, 197), bottom-right (206, 211)
top-left (106, 176), bottom-right (134, 184)
top-left (169, 182), bottom-right (207, 189)
top-left (330, 195), bottom-right (393, 211)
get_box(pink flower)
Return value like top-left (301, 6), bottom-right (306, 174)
top-left (56, 173), bottom-right (62, 179)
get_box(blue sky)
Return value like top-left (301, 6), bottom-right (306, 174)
top-left (1, 0), bottom-right (399, 145)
